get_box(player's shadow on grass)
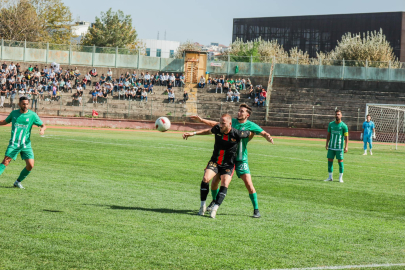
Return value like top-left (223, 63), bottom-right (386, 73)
top-left (0, 185), bottom-right (16, 188)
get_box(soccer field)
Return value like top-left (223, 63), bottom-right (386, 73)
top-left (0, 126), bottom-right (404, 270)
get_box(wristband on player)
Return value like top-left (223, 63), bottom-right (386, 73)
top-left (193, 132), bottom-right (196, 135)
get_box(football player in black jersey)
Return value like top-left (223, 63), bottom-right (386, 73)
top-left (183, 114), bottom-right (251, 218)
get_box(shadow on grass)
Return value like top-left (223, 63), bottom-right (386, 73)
top-left (0, 185), bottom-right (16, 188)
top-left (43, 209), bottom-right (63, 213)
top-left (84, 204), bottom-right (236, 216)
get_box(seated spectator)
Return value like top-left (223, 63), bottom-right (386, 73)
top-left (147, 83), bottom-right (153, 94)
top-left (81, 77), bottom-right (88, 90)
top-left (52, 86), bottom-right (58, 101)
top-left (223, 81), bottom-right (229, 92)
top-left (85, 73), bottom-right (92, 86)
top-left (232, 90), bottom-right (240, 102)
top-left (247, 84), bottom-right (254, 99)
top-left (72, 92), bottom-right (79, 106)
top-left (90, 68), bottom-right (98, 77)
top-left (76, 85), bottom-right (83, 96)
top-left (216, 82), bottom-right (223, 94)
top-left (106, 69), bottom-right (113, 82)
top-left (74, 67), bottom-right (81, 77)
top-left (198, 76), bottom-right (206, 88)
top-left (226, 89), bottom-right (233, 102)
top-left (169, 73), bottom-right (175, 86)
top-left (124, 88), bottom-right (131, 100)
top-left (168, 90), bottom-right (175, 103)
top-left (144, 72), bottom-right (151, 85)
top-left (231, 83), bottom-right (236, 92)
top-left (104, 82), bottom-right (113, 96)
top-left (246, 78), bottom-right (251, 89)
top-left (124, 79), bottom-right (131, 90)
top-left (167, 82), bottom-right (173, 90)
top-left (99, 74), bottom-right (106, 85)
top-left (135, 88), bottom-right (142, 100)
top-left (175, 73), bottom-right (180, 87)
top-left (92, 90), bottom-right (98, 103)
top-left (118, 89), bottom-right (125, 100)
top-left (18, 88), bottom-right (26, 98)
top-left (141, 89), bottom-right (147, 102)
top-left (179, 74), bottom-right (185, 87)
top-left (253, 96), bottom-right (259, 107)
top-left (59, 79), bottom-right (65, 91)
top-left (65, 80), bottom-right (72, 93)
top-left (182, 90), bottom-right (189, 104)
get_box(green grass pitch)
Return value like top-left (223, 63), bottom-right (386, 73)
top-left (0, 126), bottom-right (404, 269)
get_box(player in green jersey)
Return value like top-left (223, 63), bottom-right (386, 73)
top-left (324, 110), bottom-right (348, 183)
top-left (0, 97), bottom-right (46, 189)
top-left (191, 104), bottom-right (274, 218)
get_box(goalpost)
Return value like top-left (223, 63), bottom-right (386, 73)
top-left (365, 104), bottom-right (405, 150)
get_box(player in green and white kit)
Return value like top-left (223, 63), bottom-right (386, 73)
top-left (0, 97), bottom-right (46, 189)
top-left (324, 110), bottom-right (348, 183)
top-left (191, 104), bottom-right (274, 218)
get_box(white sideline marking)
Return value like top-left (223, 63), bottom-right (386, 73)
top-left (270, 263), bottom-right (405, 270)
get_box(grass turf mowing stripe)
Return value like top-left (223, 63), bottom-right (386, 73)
top-left (270, 263), bottom-right (405, 270)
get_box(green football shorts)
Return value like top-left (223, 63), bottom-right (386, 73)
top-left (327, 149), bottom-right (344, 160)
top-left (5, 145), bottom-right (35, 161)
top-left (235, 161), bottom-right (250, 178)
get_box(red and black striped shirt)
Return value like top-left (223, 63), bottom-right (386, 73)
top-left (210, 125), bottom-right (251, 167)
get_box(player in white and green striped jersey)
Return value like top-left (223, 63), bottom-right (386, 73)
top-left (324, 110), bottom-right (349, 183)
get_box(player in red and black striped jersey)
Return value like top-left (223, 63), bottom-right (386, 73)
top-left (183, 114), bottom-right (250, 218)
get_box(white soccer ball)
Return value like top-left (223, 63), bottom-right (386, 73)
top-left (155, 117), bottom-right (171, 132)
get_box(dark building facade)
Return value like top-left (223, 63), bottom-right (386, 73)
top-left (233, 12), bottom-right (405, 62)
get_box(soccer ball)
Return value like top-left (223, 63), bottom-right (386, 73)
top-left (155, 117), bottom-right (171, 132)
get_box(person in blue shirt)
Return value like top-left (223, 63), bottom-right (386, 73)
top-left (361, 114), bottom-right (375, 155)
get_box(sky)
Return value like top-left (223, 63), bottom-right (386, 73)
top-left (63, 0), bottom-right (405, 46)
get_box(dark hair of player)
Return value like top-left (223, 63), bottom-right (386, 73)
top-left (239, 103), bottom-right (252, 117)
top-left (19, 96), bottom-right (29, 103)
top-left (335, 109), bottom-right (342, 114)
top-left (367, 114), bottom-right (370, 117)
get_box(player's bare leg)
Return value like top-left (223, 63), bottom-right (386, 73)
top-left (210, 174), bottom-right (232, 219)
top-left (14, 159), bottom-right (34, 189)
top-left (199, 169), bottom-right (217, 216)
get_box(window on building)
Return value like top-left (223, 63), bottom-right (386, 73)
top-left (146, 48), bottom-right (150, 56)
top-left (156, 49), bottom-right (161, 57)
top-left (170, 50), bottom-right (174, 58)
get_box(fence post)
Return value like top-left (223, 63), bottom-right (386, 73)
top-left (159, 56), bottom-right (162, 71)
top-left (115, 46), bottom-right (118, 68)
top-left (295, 56), bottom-right (299, 79)
top-left (341, 59), bottom-right (345, 80)
top-left (357, 108), bottom-right (360, 131)
top-left (227, 55), bottom-right (230, 76)
top-left (365, 60), bottom-right (368, 81)
top-left (388, 61), bottom-right (391, 81)
top-left (92, 45), bottom-right (95, 67)
top-left (46, 43), bottom-right (49, 64)
top-left (318, 57), bottom-right (322, 79)
top-left (23, 40), bottom-right (26, 62)
top-left (288, 104), bottom-right (291, 127)
top-left (69, 44), bottom-right (72, 66)
top-left (137, 49), bottom-right (140, 70)
top-left (250, 55), bottom-right (253, 76)
top-left (311, 106), bottom-right (314, 128)
top-left (0, 39), bottom-right (3, 60)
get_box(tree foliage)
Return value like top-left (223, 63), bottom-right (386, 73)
top-left (317, 29), bottom-right (399, 67)
top-left (81, 8), bottom-right (137, 48)
top-left (174, 41), bottom-right (201, 59)
top-left (0, 0), bottom-right (75, 44)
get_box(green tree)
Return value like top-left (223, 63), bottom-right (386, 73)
top-left (30, 0), bottom-right (75, 44)
top-left (81, 8), bottom-right (137, 48)
top-left (0, 0), bottom-right (44, 41)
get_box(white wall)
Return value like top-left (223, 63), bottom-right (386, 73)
top-left (141, 39), bottom-right (180, 58)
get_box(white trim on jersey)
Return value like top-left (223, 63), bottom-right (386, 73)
top-left (11, 127), bottom-right (17, 146)
top-left (17, 130), bottom-right (23, 147)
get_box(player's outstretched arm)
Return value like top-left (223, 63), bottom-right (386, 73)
top-left (183, 128), bottom-right (212, 140)
top-left (259, 131), bottom-right (274, 144)
top-left (190, 115), bottom-right (218, 127)
top-left (0, 120), bottom-right (8, 126)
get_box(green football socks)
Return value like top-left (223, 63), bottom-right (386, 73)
top-left (338, 162), bottom-right (344, 173)
top-left (0, 164), bottom-right (5, 176)
top-left (17, 168), bottom-right (31, 182)
top-left (211, 188), bottom-right (219, 201)
top-left (249, 193), bottom-right (259, 210)
top-left (328, 161), bottom-right (333, 173)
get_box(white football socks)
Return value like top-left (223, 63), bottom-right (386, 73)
top-left (328, 173), bottom-right (333, 179)
top-left (200, 201), bottom-right (206, 207)
top-left (339, 173), bottom-right (343, 182)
